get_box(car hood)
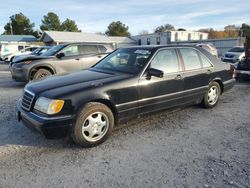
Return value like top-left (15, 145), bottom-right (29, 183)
top-left (12, 55), bottom-right (53, 63)
top-left (25, 69), bottom-right (132, 98)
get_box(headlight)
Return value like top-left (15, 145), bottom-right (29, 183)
top-left (23, 61), bottom-right (32, 65)
top-left (34, 97), bottom-right (64, 115)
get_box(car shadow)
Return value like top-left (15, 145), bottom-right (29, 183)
top-left (0, 107), bottom-right (192, 149)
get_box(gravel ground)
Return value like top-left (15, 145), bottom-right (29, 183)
top-left (0, 63), bottom-right (249, 188)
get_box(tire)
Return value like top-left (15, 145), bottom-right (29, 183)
top-left (32, 69), bottom-right (52, 80)
top-left (72, 102), bottom-right (114, 147)
top-left (202, 82), bottom-right (221, 108)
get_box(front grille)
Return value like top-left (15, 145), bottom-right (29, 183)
top-left (225, 54), bottom-right (234, 58)
top-left (21, 90), bottom-right (35, 111)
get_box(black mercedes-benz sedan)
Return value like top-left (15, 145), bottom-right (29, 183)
top-left (17, 45), bottom-right (235, 147)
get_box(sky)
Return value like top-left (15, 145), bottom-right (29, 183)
top-left (0, 0), bottom-right (249, 35)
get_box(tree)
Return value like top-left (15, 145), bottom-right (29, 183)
top-left (3, 13), bottom-right (35, 35)
top-left (61, 18), bottom-right (80, 32)
top-left (199, 26), bottom-right (239, 39)
top-left (154, 24), bottom-right (175, 33)
top-left (224, 25), bottom-right (239, 38)
top-left (105, 21), bottom-right (130, 37)
top-left (40, 12), bottom-right (62, 31)
top-left (240, 23), bottom-right (250, 37)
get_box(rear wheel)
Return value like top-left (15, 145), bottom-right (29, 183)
top-left (202, 82), bottom-right (221, 108)
top-left (72, 102), bottom-right (114, 147)
top-left (32, 69), bottom-right (52, 80)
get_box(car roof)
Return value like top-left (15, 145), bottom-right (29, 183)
top-left (121, 45), bottom-right (202, 50)
top-left (62, 42), bottom-right (113, 46)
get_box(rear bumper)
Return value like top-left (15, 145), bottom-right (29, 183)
top-left (223, 79), bottom-right (235, 92)
top-left (17, 100), bottom-right (74, 139)
top-left (236, 70), bottom-right (250, 75)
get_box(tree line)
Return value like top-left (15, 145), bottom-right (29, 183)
top-left (149, 24), bottom-right (250, 38)
top-left (2, 12), bottom-right (131, 37)
top-left (2, 12), bottom-right (250, 39)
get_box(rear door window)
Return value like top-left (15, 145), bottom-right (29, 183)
top-left (18, 46), bottom-right (24, 51)
top-left (199, 53), bottom-right (213, 68)
top-left (179, 48), bottom-right (202, 71)
top-left (150, 49), bottom-right (180, 74)
top-left (79, 45), bottom-right (98, 55)
top-left (98, 45), bottom-right (107, 53)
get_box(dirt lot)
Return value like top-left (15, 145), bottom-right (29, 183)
top-left (0, 62), bottom-right (249, 188)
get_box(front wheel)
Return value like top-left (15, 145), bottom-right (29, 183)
top-left (32, 69), bottom-right (52, 80)
top-left (202, 82), bottom-right (221, 108)
top-left (72, 102), bottom-right (114, 147)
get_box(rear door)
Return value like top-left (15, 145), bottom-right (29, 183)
top-left (54, 44), bottom-right (82, 73)
top-left (138, 48), bottom-right (184, 114)
top-left (79, 45), bottom-right (103, 69)
top-left (178, 47), bottom-right (212, 104)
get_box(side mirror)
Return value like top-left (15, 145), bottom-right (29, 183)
top-left (147, 68), bottom-right (164, 78)
top-left (56, 52), bottom-right (65, 59)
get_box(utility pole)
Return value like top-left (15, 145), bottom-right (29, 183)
top-left (10, 22), bottom-right (13, 35)
top-left (240, 28), bottom-right (243, 46)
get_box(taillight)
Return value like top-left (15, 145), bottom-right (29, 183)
top-left (230, 64), bottom-right (236, 79)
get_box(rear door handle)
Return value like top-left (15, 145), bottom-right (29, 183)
top-left (175, 74), bottom-right (183, 80)
top-left (75, 58), bottom-right (80, 61)
top-left (98, 55), bottom-right (103, 58)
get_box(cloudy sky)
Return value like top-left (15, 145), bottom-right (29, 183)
top-left (0, 0), bottom-right (249, 35)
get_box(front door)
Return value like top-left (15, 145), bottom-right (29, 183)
top-left (138, 48), bottom-right (184, 114)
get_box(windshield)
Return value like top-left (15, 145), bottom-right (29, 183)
top-left (228, 47), bottom-right (244, 53)
top-left (41, 45), bottom-right (65, 56)
top-left (94, 48), bottom-right (153, 74)
top-left (31, 48), bottom-right (41, 55)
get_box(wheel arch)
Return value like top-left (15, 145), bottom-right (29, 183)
top-left (30, 65), bottom-right (56, 80)
top-left (211, 78), bottom-right (224, 94)
top-left (88, 99), bottom-right (119, 126)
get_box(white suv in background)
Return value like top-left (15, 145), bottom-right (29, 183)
top-left (196, 43), bottom-right (218, 57)
top-left (2, 46), bottom-right (38, 62)
top-left (221, 47), bottom-right (245, 63)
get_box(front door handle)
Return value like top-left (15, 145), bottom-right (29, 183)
top-left (75, 58), bottom-right (80, 61)
top-left (175, 74), bottom-right (183, 80)
top-left (98, 55), bottom-right (103, 58)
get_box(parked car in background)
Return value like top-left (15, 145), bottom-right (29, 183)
top-left (221, 46), bottom-right (245, 63)
top-left (196, 43), bottom-right (218, 57)
top-left (12, 46), bottom-right (52, 62)
top-left (3, 46), bottom-right (38, 62)
top-left (17, 45), bottom-right (235, 147)
top-left (0, 43), bottom-right (32, 61)
top-left (28, 46), bottom-right (51, 56)
top-left (10, 43), bottom-right (114, 82)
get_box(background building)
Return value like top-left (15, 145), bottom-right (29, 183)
top-left (132, 31), bottom-right (208, 45)
top-left (0, 35), bottom-right (38, 44)
top-left (41, 31), bottom-right (137, 48)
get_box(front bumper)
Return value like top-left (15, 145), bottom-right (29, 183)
top-left (9, 64), bottom-right (27, 82)
top-left (221, 58), bottom-right (238, 63)
top-left (17, 100), bottom-right (74, 139)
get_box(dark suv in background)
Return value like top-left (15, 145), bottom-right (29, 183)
top-left (10, 43), bottom-right (114, 82)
